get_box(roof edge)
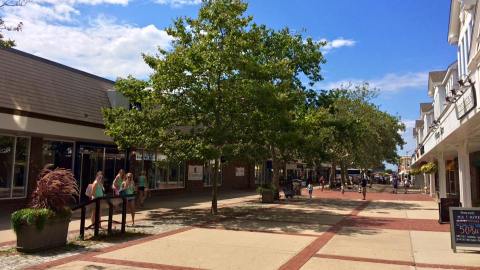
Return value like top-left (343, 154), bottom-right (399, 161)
top-left (1, 48), bottom-right (115, 85)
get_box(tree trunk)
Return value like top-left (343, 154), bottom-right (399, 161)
top-left (211, 158), bottom-right (219, 215)
top-left (340, 160), bottom-right (347, 187)
top-left (271, 152), bottom-right (280, 200)
top-left (329, 160), bottom-right (336, 189)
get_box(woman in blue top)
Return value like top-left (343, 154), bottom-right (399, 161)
top-left (122, 173), bottom-right (136, 226)
top-left (90, 171), bottom-right (105, 227)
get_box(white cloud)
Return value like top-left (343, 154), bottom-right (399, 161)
top-left (2, 0), bottom-right (172, 79)
top-left (398, 119), bottom-right (417, 156)
top-left (320, 38), bottom-right (356, 53)
top-left (154, 0), bottom-right (202, 8)
top-left (321, 72), bottom-right (428, 92)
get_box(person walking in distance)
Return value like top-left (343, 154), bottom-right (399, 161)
top-left (112, 169), bottom-right (125, 196)
top-left (404, 176), bottom-right (410, 194)
top-left (361, 175), bottom-right (368, 200)
top-left (392, 175), bottom-right (398, 194)
top-left (319, 176), bottom-right (325, 191)
top-left (307, 183), bottom-right (313, 199)
top-left (137, 170), bottom-right (148, 207)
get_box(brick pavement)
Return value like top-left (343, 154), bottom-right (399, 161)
top-left (4, 187), bottom-right (480, 270)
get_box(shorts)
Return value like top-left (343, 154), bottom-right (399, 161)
top-left (138, 186), bottom-right (145, 191)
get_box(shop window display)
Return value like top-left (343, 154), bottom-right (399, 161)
top-left (0, 135), bottom-right (30, 199)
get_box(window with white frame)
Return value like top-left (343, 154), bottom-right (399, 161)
top-left (203, 160), bottom-right (222, 187)
top-left (0, 135), bottom-right (30, 199)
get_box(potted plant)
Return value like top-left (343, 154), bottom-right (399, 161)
top-left (420, 162), bottom-right (437, 174)
top-left (11, 168), bottom-right (79, 253)
top-left (256, 184), bottom-right (277, 203)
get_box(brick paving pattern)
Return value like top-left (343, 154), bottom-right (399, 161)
top-left (1, 186), bottom-right (479, 270)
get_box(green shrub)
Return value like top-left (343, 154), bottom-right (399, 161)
top-left (256, 184), bottom-right (277, 194)
top-left (11, 208), bottom-right (71, 233)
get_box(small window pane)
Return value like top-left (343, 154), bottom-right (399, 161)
top-left (0, 136), bottom-right (14, 198)
top-left (13, 137), bottom-right (29, 198)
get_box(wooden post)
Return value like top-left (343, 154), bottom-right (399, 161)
top-left (108, 199), bottom-right (113, 235)
top-left (94, 198), bottom-right (100, 237)
top-left (121, 197), bottom-right (127, 234)
top-left (80, 206), bottom-right (86, 240)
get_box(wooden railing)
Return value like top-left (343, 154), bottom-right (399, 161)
top-left (72, 194), bottom-right (135, 240)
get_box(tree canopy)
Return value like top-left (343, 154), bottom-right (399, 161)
top-left (104, 0), bottom-right (405, 213)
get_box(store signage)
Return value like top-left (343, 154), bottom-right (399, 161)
top-left (235, 167), bottom-right (245, 177)
top-left (434, 127), bottom-right (444, 139)
top-left (449, 207), bottom-right (480, 252)
top-left (455, 86), bottom-right (477, 119)
top-left (188, 165), bottom-right (203, 180)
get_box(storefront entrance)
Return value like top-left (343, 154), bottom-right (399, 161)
top-left (75, 143), bottom-right (126, 201)
top-left (470, 151), bottom-right (480, 206)
top-left (446, 159), bottom-right (460, 198)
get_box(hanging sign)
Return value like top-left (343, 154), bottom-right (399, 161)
top-left (455, 86), bottom-right (476, 119)
top-left (188, 165), bottom-right (203, 180)
top-left (235, 167), bottom-right (245, 177)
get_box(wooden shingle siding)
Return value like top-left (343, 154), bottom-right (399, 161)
top-left (0, 48), bottom-right (114, 125)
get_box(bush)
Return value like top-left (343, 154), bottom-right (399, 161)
top-left (11, 208), bottom-right (71, 233)
top-left (256, 184), bottom-right (277, 194)
top-left (31, 168), bottom-right (79, 212)
top-left (11, 168), bottom-right (78, 234)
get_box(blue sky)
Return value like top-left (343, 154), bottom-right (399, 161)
top-left (2, 0), bottom-right (456, 159)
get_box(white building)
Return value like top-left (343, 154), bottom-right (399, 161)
top-left (412, 0), bottom-right (480, 207)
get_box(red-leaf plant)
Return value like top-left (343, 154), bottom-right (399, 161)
top-left (31, 168), bottom-right (79, 212)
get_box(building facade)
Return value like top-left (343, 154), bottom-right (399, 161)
top-left (0, 48), bottom-right (257, 209)
top-left (412, 0), bottom-right (480, 207)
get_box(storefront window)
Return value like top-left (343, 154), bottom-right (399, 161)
top-left (76, 144), bottom-right (126, 199)
top-left (42, 140), bottom-right (74, 169)
top-left (446, 159), bottom-right (459, 197)
top-left (204, 160), bottom-right (222, 187)
top-left (132, 149), bottom-right (185, 189)
top-left (0, 135), bottom-right (30, 199)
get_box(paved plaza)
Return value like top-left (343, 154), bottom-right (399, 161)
top-left (1, 187), bottom-right (479, 270)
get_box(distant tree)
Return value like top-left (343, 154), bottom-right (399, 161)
top-left (0, 0), bottom-right (27, 48)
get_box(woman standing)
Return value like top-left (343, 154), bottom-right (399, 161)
top-left (122, 173), bottom-right (136, 225)
top-left (137, 170), bottom-right (148, 207)
top-left (90, 171), bottom-right (105, 227)
top-left (112, 169), bottom-right (125, 196)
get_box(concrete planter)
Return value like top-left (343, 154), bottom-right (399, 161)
top-left (16, 218), bottom-right (70, 253)
top-left (261, 191), bottom-right (274, 203)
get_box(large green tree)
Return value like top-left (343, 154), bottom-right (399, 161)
top-left (303, 83), bottom-right (405, 186)
top-left (104, 0), bottom-right (318, 213)
top-left (242, 27), bottom-right (326, 191)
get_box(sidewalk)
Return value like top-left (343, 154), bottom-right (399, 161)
top-left (0, 190), bottom-right (258, 247)
top-left (3, 186), bottom-right (480, 270)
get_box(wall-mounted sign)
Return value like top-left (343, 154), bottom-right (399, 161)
top-left (449, 207), bottom-right (480, 252)
top-left (188, 165), bottom-right (203, 180)
top-left (455, 86), bottom-right (477, 119)
top-left (235, 167), bottom-right (245, 177)
top-left (434, 127), bottom-right (444, 140)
